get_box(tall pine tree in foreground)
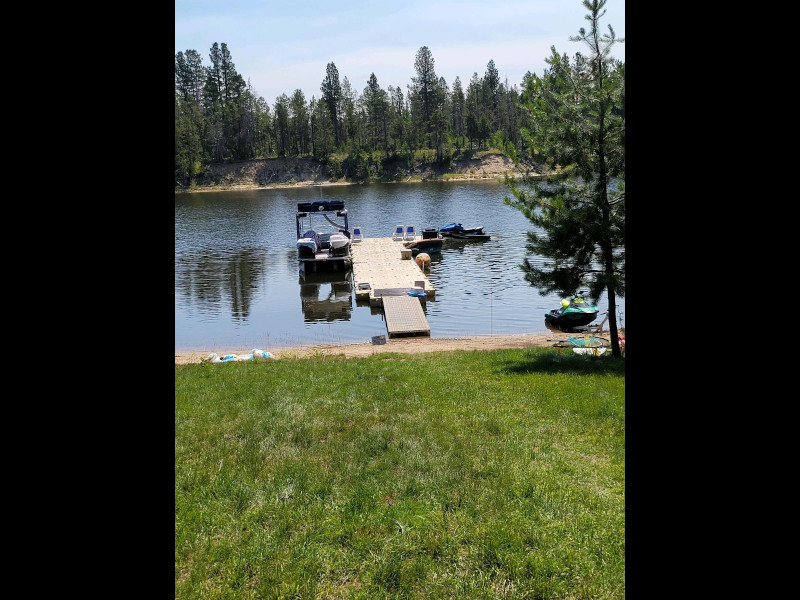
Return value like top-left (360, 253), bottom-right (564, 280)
top-left (504, 0), bottom-right (625, 357)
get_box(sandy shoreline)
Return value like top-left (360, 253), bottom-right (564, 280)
top-left (176, 179), bottom-right (356, 193)
top-left (175, 175), bottom-right (519, 194)
top-left (174, 332), bottom-right (568, 365)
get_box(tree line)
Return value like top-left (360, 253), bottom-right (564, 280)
top-left (175, 43), bottom-right (534, 187)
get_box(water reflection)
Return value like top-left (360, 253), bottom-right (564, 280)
top-left (298, 271), bottom-right (353, 322)
top-left (175, 248), bottom-right (267, 321)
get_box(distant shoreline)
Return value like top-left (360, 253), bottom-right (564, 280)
top-left (175, 153), bottom-right (539, 194)
top-left (174, 175), bottom-right (512, 194)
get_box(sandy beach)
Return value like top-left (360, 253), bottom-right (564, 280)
top-left (174, 332), bottom-right (569, 365)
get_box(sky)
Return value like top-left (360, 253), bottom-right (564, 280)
top-left (175, 0), bottom-right (625, 106)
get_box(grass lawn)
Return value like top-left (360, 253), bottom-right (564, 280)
top-left (176, 346), bottom-right (625, 599)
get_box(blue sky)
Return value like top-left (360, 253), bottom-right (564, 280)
top-left (175, 0), bottom-right (625, 106)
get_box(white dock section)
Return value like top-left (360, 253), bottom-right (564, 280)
top-left (350, 236), bottom-right (434, 338)
top-left (350, 237), bottom-right (436, 307)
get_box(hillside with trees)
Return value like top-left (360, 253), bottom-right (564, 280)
top-left (175, 43), bottom-right (536, 189)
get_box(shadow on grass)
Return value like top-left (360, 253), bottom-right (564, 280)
top-left (498, 349), bottom-right (626, 376)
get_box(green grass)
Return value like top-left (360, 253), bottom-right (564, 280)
top-left (176, 346), bottom-right (625, 599)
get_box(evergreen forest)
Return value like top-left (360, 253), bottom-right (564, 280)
top-left (175, 43), bottom-right (547, 187)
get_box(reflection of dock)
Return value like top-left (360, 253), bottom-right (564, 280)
top-left (351, 238), bottom-right (434, 338)
top-left (298, 271), bottom-right (353, 322)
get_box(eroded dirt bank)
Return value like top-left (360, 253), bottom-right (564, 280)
top-left (176, 153), bottom-right (540, 193)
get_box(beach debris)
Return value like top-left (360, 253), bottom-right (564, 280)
top-left (204, 349), bottom-right (274, 363)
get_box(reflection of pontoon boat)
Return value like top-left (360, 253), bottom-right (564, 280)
top-left (298, 271), bottom-right (353, 322)
top-left (544, 291), bottom-right (599, 330)
top-left (296, 200), bottom-right (352, 273)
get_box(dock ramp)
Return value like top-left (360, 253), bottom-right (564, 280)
top-left (382, 295), bottom-right (430, 338)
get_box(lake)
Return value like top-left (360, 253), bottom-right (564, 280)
top-left (175, 180), bottom-right (625, 352)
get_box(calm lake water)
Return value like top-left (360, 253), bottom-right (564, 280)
top-left (175, 181), bottom-right (625, 352)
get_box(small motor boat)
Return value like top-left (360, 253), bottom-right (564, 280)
top-left (544, 292), bottom-right (599, 330)
top-left (404, 238), bottom-right (443, 254)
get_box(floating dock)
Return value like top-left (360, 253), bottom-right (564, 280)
top-left (351, 238), bottom-right (435, 305)
top-left (351, 237), bottom-right (435, 338)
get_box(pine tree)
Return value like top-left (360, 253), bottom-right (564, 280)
top-left (363, 73), bottom-right (389, 155)
top-left (289, 89), bottom-right (309, 156)
top-left (273, 94), bottom-right (290, 157)
top-left (175, 49), bottom-right (205, 104)
top-left (320, 63), bottom-right (343, 147)
top-left (503, 0), bottom-right (625, 357)
top-left (450, 76), bottom-right (466, 149)
top-left (409, 46), bottom-right (439, 153)
top-left (388, 85), bottom-right (408, 156)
